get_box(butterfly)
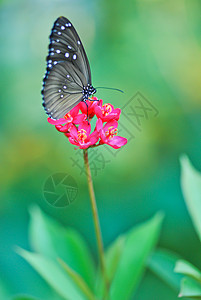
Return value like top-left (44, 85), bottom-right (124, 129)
top-left (41, 16), bottom-right (97, 120)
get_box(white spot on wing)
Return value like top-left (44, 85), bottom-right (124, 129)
top-left (73, 54), bottom-right (77, 60)
top-left (65, 52), bottom-right (69, 58)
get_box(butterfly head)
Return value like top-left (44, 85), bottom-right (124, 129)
top-left (82, 84), bottom-right (96, 101)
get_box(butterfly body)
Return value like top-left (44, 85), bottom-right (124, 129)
top-left (42, 16), bottom-right (96, 120)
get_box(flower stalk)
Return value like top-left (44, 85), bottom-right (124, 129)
top-left (83, 149), bottom-right (109, 296)
top-left (47, 97), bottom-right (127, 297)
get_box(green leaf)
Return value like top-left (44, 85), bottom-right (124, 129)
top-left (179, 277), bottom-right (201, 298)
top-left (109, 213), bottom-right (163, 300)
top-left (16, 248), bottom-right (88, 300)
top-left (29, 206), bottom-right (95, 289)
top-left (180, 155), bottom-right (201, 242)
top-left (58, 258), bottom-right (96, 300)
top-left (147, 249), bottom-right (183, 292)
top-left (95, 235), bottom-right (125, 297)
top-left (175, 260), bottom-right (201, 283)
top-left (105, 235), bottom-right (125, 281)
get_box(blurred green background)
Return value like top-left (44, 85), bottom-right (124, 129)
top-left (0, 0), bottom-right (201, 299)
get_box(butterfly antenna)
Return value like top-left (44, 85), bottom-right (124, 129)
top-left (96, 87), bottom-right (124, 93)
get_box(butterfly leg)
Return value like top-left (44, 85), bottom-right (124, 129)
top-left (83, 100), bottom-right (89, 124)
top-left (89, 98), bottom-right (99, 103)
top-left (88, 98), bottom-right (100, 108)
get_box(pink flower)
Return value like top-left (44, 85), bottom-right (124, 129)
top-left (96, 119), bottom-right (127, 149)
top-left (94, 100), bottom-right (121, 122)
top-left (47, 106), bottom-right (86, 133)
top-left (67, 121), bottom-right (99, 149)
top-left (46, 97), bottom-right (127, 150)
top-left (79, 97), bottom-right (99, 119)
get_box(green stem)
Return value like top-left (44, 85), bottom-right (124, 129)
top-left (83, 149), bottom-right (109, 297)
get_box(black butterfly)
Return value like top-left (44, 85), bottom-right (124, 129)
top-left (41, 16), bottom-right (96, 120)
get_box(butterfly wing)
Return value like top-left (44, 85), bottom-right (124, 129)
top-left (42, 16), bottom-right (91, 119)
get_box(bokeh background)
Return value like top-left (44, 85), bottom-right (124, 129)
top-left (0, 0), bottom-right (201, 299)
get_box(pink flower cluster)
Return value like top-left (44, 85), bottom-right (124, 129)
top-left (47, 97), bottom-right (127, 150)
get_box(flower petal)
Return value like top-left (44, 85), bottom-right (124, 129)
top-left (55, 123), bottom-right (70, 132)
top-left (79, 100), bottom-right (91, 114)
top-left (68, 137), bottom-right (79, 146)
top-left (88, 130), bottom-right (100, 145)
top-left (103, 120), bottom-right (118, 132)
top-left (106, 108), bottom-right (121, 121)
top-left (96, 118), bottom-right (103, 132)
top-left (78, 141), bottom-right (92, 149)
top-left (78, 121), bottom-right (91, 136)
top-left (107, 136), bottom-right (128, 149)
top-left (64, 131), bottom-right (71, 138)
top-left (69, 105), bottom-right (79, 116)
top-left (99, 131), bottom-right (107, 143)
top-left (91, 96), bottom-right (98, 101)
top-left (73, 113), bottom-right (86, 124)
top-left (47, 117), bottom-right (67, 125)
top-left (98, 99), bottom-right (103, 107)
top-left (94, 105), bottom-right (103, 119)
top-left (68, 125), bottom-right (78, 140)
